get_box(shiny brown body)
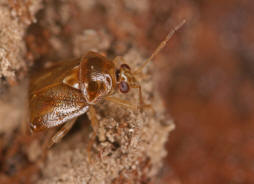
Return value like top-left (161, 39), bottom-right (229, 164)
top-left (28, 20), bottom-right (186, 147)
top-left (29, 52), bottom-right (116, 132)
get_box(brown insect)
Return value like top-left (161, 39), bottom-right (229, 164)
top-left (28, 20), bottom-right (186, 148)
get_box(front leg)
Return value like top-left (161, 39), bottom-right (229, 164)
top-left (105, 96), bottom-right (138, 110)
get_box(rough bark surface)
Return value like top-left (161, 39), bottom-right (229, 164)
top-left (0, 1), bottom-right (42, 93)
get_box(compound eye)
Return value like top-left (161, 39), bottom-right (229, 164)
top-left (119, 81), bottom-right (129, 93)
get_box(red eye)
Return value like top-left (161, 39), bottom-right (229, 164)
top-left (119, 81), bottom-right (129, 93)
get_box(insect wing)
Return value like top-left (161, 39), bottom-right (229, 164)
top-left (29, 84), bottom-right (89, 132)
top-left (29, 58), bottom-right (81, 95)
top-left (29, 58), bottom-right (88, 132)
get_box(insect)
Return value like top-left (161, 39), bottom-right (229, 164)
top-left (28, 20), bottom-right (186, 148)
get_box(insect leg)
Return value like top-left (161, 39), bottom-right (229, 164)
top-left (87, 106), bottom-right (99, 161)
top-left (47, 118), bottom-right (77, 148)
top-left (132, 85), bottom-right (155, 113)
top-left (41, 129), bottom-right (56, 161)
top-left (87, 106), bottom-right (99, 132)
top-left (106, 90), bottom-right (153, 113)
top-left (104, 96), bottom-right (138, 110)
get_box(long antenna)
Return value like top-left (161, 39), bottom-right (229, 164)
top-left (134, 19), bottom-right (186, 74)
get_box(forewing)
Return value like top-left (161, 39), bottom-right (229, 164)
top-left (29, 84), bottom-right (89, 132)
top-left (29, 58), bottom-right (81, 95)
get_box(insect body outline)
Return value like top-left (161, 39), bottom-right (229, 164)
top-left (28, 20), bottom-right (186, 148)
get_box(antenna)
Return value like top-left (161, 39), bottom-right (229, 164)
top-left (134, 19), bottom-right (186, 74)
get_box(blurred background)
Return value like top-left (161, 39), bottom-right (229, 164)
top-left (154, 0), bottom-right (254, 184)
